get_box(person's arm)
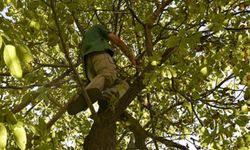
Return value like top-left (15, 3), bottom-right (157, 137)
top-left (107, 32), bottom-right (138, 67)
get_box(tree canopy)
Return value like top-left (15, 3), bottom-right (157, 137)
top-left (0, 0), bottom-right (249, 149)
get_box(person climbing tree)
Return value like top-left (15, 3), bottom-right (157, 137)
top-left (67, 24), bottom-right (139, 115)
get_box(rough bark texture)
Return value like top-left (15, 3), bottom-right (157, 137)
top-left (83, 110), bottom-right (116, 150)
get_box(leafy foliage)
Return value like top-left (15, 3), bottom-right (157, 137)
top-left (0, 0), bottom-right (249, 149)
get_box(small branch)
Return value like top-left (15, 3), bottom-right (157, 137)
top-left (0, 72), bottom-right (11, 76)
top-left (35, 62), bottom-right (70, 68)
top-left (159, 47), bottom-right (177, 65)
top-left (144, 0), bottom-right (173, 56)
top-left (47, 94), bottom-right (63, 108)
top-left (11, 91), bottom-right (40, 114)
top-left (175, 90), bottom-right (204, 126)
top-left (232, 10), bottom-right (250, 16)
top-left (146, 132), bottom-right (189, 150)
top-left (190, 101), bottom-right (204, 127)
top-left (200, 73), bottom-right (234, 98)
top-left (44, 69), bottom-right (72, 87)
top-left (117, 130), bottom-right (129, 145)
top-left (94, 9), bottom-right (105, 25)
top-left (224, 27), bottom-right (250, 31)
top-left (0, 84), bottom-right (42, 90)
top-left (71, 12), bottom-right (85, 35)
top-left (115, 74), bottom-right (145, 118)
top-left (125, 1), bottom-right (144, 25)
top-left (46, 102), bottom-right (68, 129)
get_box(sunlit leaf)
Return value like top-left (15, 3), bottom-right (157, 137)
top-left (0, 123), bottom-right (7, 150)
top-left (3, 45), bottom-right (23, 78)
top-left (241, 104), bottom-right (248, 113)
top-left (16, 44), bottom-right (34, 72)
top-left (200, 67), bottom-right (208, 76)
top-left (0, 35), bottom-right (2, 49)
top-left (11, 121), bottom-right (27, 150)
top-left (30, 20), bottom-right (40, 30)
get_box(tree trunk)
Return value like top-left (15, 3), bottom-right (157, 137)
top-left (83, 110), bottom-right (116, 150)
top-left (83, 76), bottom-right (144, 150)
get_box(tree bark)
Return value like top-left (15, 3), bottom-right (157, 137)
top-left (83, 110), bottom-right (116, 150)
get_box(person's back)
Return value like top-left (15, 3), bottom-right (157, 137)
top-left (82, 24), bottom-right (113, 57)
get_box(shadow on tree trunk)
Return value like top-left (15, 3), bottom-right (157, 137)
top-left (83, 109), bottom-right (116, 150)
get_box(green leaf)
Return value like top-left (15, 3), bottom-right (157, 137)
top-left (0, 35), bottom-right (2, 49)
top-left (30, 20), bottom-right (40, 30)
top-left (245, 134), bottom-right (250, 145)
top-left (3, 45), bottom-right (23, 78)
top-left (241, 104), bottom-right (248, 113)
top-left (188, 32), bottom-right (202, 49)
top-left (166, 70), bottom-right (172, 79)
top-left (28, 124), bottom-right (42, 136)
top-left (244, 87), bottom-right (250, 100)
top-left (236, 116), bottom-right (248, 127)
top-left (0, 123), bottom-right (7, 150)
top-left (167, 35), bottom-right (180, 48)
top-left (6, 0), bottom-right (11, 5)
top-left (183, 101), bottom-right (192, 113)
top-left (211, 142), bottom-right (222, 150)
top-left (200, 67), bottom-right (208, 76)
top-left (0, 1), bottom-right (4, 11)
top-left (16, 44), bottom-right (34, 72)
top-left (151, 60), bottom-right (158, 66)
top-left (210, 13), bottom-right (225, 32)
top-left (6, 111), bottom-right (17, 124)
top-left (11, 121), bottom-right (27, 150)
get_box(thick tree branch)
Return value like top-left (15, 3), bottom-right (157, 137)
top-left (146, 132), bottom-right (188, 150)
top-left (123, 112), bottom-right (188, 150)
top-left (115, 74), bottom-right (145, 118)
top-left (146, 0), bottom-right (173, 27)
top-left (124, 112), bottom-right (147, 149)
top-left (144, 0), bottom-right (173, 56)
top-left (144, 25), bottom-right (154, 56)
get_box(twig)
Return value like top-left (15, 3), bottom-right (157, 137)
top-left (125, 0), bottom-right (144, 25)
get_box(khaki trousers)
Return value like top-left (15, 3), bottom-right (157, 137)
top-left (85, 52), bottom-right (129, 99)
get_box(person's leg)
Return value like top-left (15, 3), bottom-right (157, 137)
top-left (85, 52), bottom-right (117, 101)
top-left (98, 79), bottom-right (129, 112)
top-left (67, 92), bottom-right (97, 115)
top-left (67, 52), bottom-right (117, 115)
top-left (86, 52), bottom-right (117, 90)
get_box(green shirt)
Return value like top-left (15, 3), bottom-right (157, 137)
top-left (81, 24), bottom-right (112, 57)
